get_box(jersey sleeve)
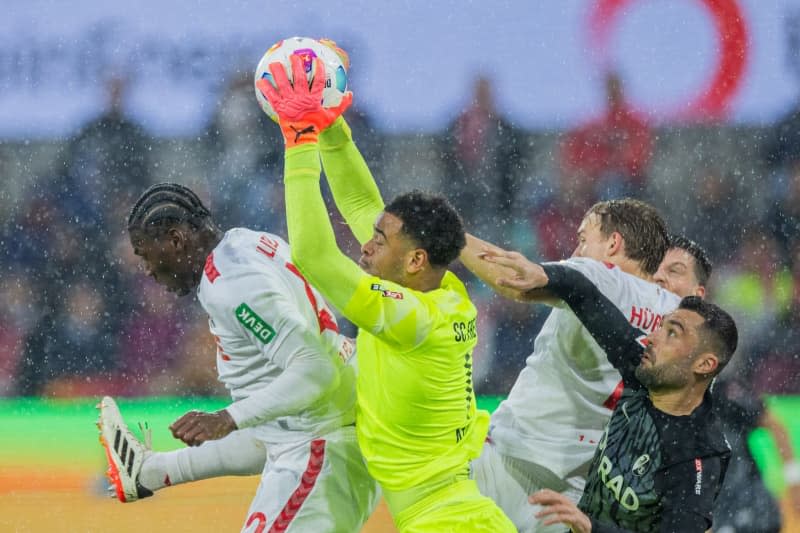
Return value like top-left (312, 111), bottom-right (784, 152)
top-left (656, 456), bottom-right (724, 532)
top-left (283, 143), bottom-right (429, 351)
top-left (319, 117), bottom-right (385, 245)
top-left (213, 275), bottom-right (341, 428)
top-left (283, 143), bottom-right (369, 309)
top-left (541, 263), bottom-right (644, 385)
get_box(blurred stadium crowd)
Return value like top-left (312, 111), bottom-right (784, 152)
top-left (0, 72), bottom-right (799, 403)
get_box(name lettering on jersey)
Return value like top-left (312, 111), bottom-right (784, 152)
top-left (235, 303), bottom-right (276, 344)
top-left (629, 306), bottom-right (663, 333)
top-left (694, 458), bottom-right (703, 495)
top-left (453, 318), bottom-right (477, 342)
top-left (370, 283), bottom-right (404, 300)
top-left (204, 253), bottom-right (221, 283)
top-left (256, 235), bottom-right (280, 259)
top-left (598, 455), bottom-right (640, 511)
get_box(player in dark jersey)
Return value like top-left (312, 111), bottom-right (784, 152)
top-left (480, 250), bottom-right (736, 532)
top-left (655, 234), bottom-right (796, 532)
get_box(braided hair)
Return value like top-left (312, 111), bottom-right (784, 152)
top-left (128, 183), bottom-right (213, 236)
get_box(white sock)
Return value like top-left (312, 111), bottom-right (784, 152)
top-left (138, 429), bottom-right (266, 491)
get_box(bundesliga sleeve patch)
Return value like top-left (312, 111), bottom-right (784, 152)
top-left (235, 303), bottom-right (276, 344)
top-left (370, 283), bottom-right (403, 300)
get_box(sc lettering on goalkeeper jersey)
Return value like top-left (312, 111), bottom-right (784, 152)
top-left (453, 318), bottom-right (476, 342)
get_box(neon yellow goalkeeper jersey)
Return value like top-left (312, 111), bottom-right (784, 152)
top-left (344, 271), bottom-right (487, 490)
top-left (283, 119), bottom-right (489, 492)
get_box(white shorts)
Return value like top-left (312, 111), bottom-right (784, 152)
top-left (242, 425), bottom-right (379, 533)
top-left (471, 441), bottom-right (585, 533)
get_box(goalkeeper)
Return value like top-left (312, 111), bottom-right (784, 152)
top-left (257, 55), bottom-right (514, 532)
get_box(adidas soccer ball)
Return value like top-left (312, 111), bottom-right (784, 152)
top-left (254, 36), bottom-right (349, 122)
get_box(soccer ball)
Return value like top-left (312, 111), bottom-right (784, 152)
top-left (254, 36), bottom-right (349, 122)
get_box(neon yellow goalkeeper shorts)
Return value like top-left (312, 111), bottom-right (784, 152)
top-left (393, 478), bottom-right (515, 533)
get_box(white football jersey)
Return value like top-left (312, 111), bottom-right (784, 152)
top-left (197, 228), bottom-right (356, 444)
top-left (489, 257), bottom-right (681, 479)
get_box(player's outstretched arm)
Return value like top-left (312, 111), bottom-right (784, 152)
top-left (282, 144), bottom-right (363, 303)
top-left (259, 58), bottom-right (434, 350)
top-left (319, 117), bottom-right (384, 245)
top-left (461, 234), bottom-right (554, 302)
top-left (459, 234), bottom-right (527, 301)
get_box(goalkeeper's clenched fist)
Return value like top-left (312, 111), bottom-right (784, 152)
top-left (256, 54), bottom-right (352, 147)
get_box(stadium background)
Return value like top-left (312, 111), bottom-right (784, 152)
top-left (3, 0), bottom-right (800, 531)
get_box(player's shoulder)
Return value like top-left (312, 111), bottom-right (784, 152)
top-left (435, 271), bottom-right (471, 306)
top-left (555, 257), bottom-right (630, 289)
top-left (200, 229), bottom-right (290, 302)
top-left (369, 271), bottom-right (474, 321)
top-left (216, 228), bottom-right (289, 261)
top-left (436, 271), bottom-right (476, 317)
top-left (558, 257), bottom-right (620, 275)
top-left (211, 228), bottom-right (291, 274)
top-left (559, 257), bottom-right (679, 305)
top-left (441, 270), bottom-right (468, 295)
top-left (695, 393), bottom-right (732, 454)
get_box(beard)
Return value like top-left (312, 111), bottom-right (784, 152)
top-left (635, 360), bottom-right (690, 391)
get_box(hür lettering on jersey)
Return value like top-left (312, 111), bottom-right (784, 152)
top-left (628, 306), bottom-right (663, 333)
top-left (597, 455), bottom-right (640, 511)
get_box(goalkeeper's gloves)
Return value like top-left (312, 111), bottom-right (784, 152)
top-left (256, 54), bottom-right (352, 148)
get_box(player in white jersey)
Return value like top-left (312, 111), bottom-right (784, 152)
top-left (461, 198), bottom-right (675, 532)
top-left (98, 183), bottom-right (378, 533)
